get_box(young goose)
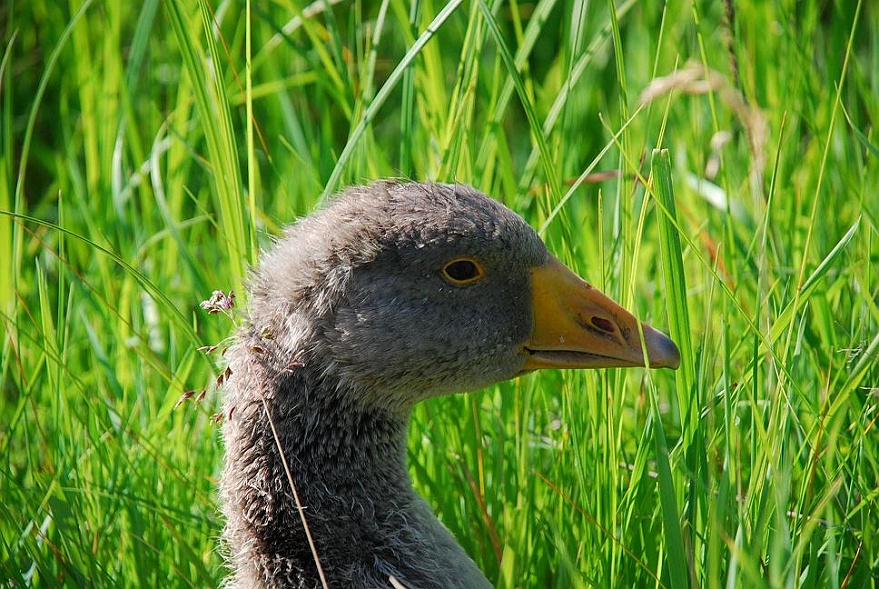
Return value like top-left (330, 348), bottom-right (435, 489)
top-left (221, 181), bottom-right (680, 589)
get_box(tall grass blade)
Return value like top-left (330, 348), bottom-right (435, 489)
top-left (477, 0), bottom-right (561, 201)
top-left (651, 148), bottom-right (695, 589)
top-left (165, 0), bottom-right (250, 284)
top-left (322, 0), bottom-right (464, 199)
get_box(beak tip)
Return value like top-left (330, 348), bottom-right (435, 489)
top-left (645, 325), bottom-right (681, 370)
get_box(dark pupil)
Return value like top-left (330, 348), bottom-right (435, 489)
top-left (446, 260), bottom-right (479, 281)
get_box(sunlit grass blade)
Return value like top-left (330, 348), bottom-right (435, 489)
top-left (0, 211), bottom-right (201, 347)
top-left (765, 219), bottom-right (860, 348)
top-left (651, 149), bottom-right (695, 411)
top-left (650, 148), bottom-right (695, 589)
top-left (165, 0), bottom-right (250, 283)
top-left (477, 0), bottom-right (561, 202)
top-left (322, 0), bottom-right (465, 199)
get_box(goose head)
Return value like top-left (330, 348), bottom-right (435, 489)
top-left (248, 181), bottom-right (678, 409)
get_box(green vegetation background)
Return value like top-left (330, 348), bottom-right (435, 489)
top-left (1, 0), bottom-right (877, 587)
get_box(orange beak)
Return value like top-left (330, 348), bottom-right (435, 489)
top-left (524, 255), bottom-right (680, 370)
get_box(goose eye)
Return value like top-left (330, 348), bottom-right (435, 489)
top-left (441, 258), bottom-right (484, 285)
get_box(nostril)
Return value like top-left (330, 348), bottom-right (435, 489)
top-left (591, 316), bottom-right (616, 334)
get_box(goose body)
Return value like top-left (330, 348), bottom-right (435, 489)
top-left (220, 181), bottom-right (679, 588)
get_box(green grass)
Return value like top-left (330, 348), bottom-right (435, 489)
top-left (2, 0), bottom-right (878, 587)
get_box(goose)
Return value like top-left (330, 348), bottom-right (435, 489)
top-left (220, 181), bottom-right (680, 589)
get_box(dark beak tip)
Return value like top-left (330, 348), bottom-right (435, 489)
top-left (645, 326), bottom-right (682, 370)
